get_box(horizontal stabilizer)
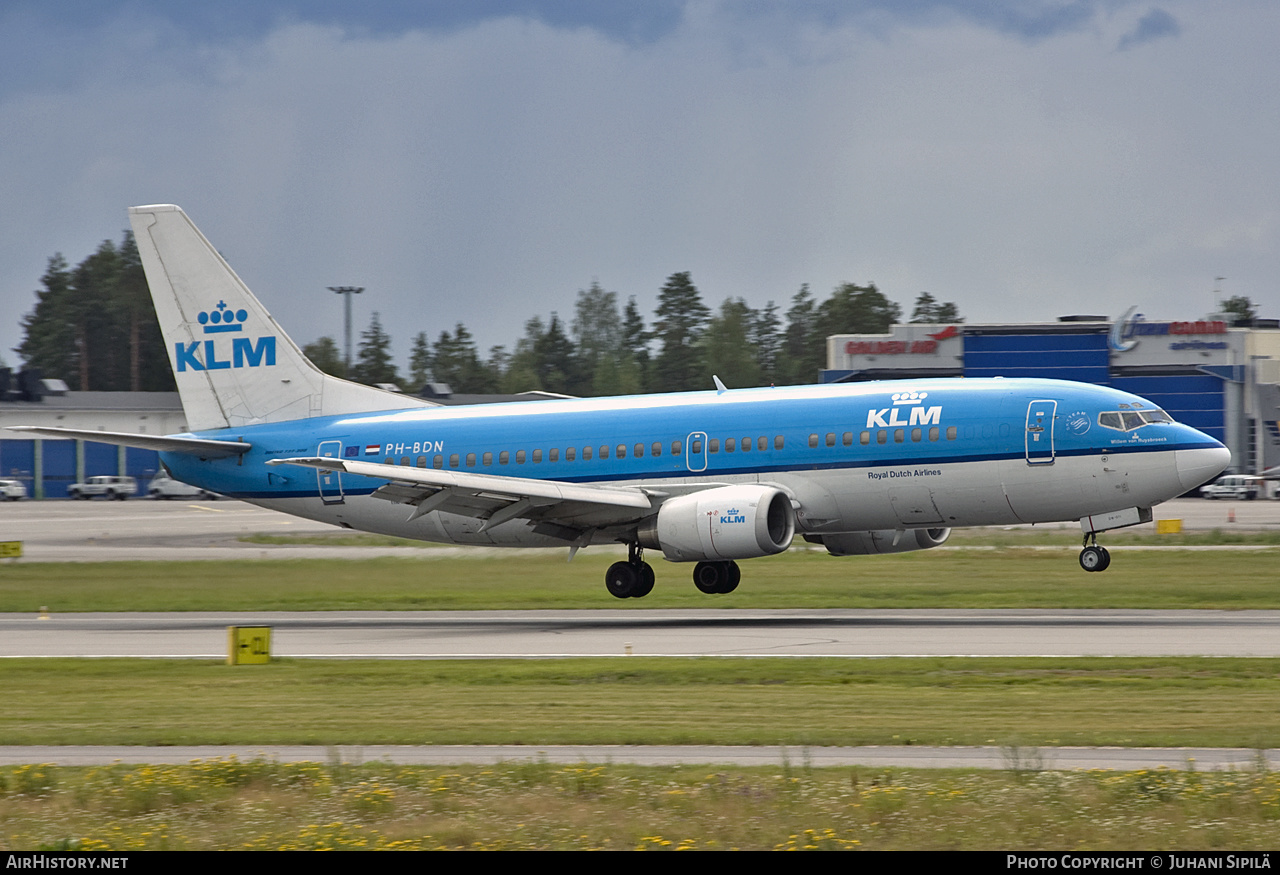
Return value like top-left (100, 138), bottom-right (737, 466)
top-left (6, 426), bottom-right (250, 458)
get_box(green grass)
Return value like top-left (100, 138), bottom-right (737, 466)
top-left (3, 657), bottom-right (1279, 748)
top-left (5, 759), bottom-right (1280, 850)
top-left (4, 548), bottom-right (1280, 612)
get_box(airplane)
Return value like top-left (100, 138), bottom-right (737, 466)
top-left (10, 205), bottom-right (1231, 598)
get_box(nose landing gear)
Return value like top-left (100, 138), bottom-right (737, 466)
top-left (1079, 534), bottom-right (1111, 572)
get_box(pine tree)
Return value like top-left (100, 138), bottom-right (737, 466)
top-left (652, 272), bottom-right (710, 392)
top-left (350, 312), bottom-right (399, 387)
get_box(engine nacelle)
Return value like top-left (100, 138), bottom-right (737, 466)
top-left (637, 485), bottom-right (795, 562)
top-left (805, 527), bottom-right (951, 556)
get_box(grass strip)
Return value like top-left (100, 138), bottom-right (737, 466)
top-left (4, 549), bottom-right (1280, 611)
top-left (2, 657), bottom-right (1278, 748)
top-left (5, 759), bottom-right (1280, 850)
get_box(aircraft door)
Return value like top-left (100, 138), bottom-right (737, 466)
top-left (1025, 400), bottom-right (1057, 465)
top-left (317, 440), bottom-right (345, 504)
top-left (685, 431), bottom-right (708, 473)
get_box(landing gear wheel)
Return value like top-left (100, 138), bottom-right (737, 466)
top-left (605, 561), bottom-right (639, 598)
top-left (1079, 545), bottom-right (1110, 572)
top-left (632, 562), bottom-right (655, 598)
top-left (692, 561), bottom-right (740, 594)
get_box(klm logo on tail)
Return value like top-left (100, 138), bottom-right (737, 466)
top-left (175, 301), bottom-right (276, 372)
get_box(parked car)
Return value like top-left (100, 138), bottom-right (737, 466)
top-left (147, 473), bottom-right (217, 500)
top-left (0, 479), bottom-right (27, 500)
top-left (67, 475), bottom-right (137, 500)
top-left (1200, 474), bottom-right (1260, 501)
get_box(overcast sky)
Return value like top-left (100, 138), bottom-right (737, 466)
top-left (2, 0), bottom-right (1276, 373)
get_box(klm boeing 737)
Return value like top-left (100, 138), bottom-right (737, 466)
top-left (11, 205), bottom-right (1231, 598)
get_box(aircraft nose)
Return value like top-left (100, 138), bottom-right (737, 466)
top-left (1175, 445), bottom-right (1232, 492)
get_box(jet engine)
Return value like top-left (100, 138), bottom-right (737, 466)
top-left (637, 484), bottom-right (795, 562)
top-left (805, 527), bottom-right (951, 556)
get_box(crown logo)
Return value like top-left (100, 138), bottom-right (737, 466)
top-left (197, 301), bottom-right (247, 333)
top-left (891, 391), bottom-right (927, 405)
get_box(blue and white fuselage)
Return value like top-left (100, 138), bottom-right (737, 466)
top-left (9, 205), bottom-right (1231, 597)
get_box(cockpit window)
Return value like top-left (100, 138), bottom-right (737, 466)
top-left (1098, 408), bottom-right (1172, 431)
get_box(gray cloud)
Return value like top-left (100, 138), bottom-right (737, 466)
top-left (1118, 8), bottom-right (1181, 50)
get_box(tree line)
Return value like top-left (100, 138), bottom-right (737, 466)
top-left (305, 274), bottom-right (963, 396)
top-left (15, 233), bottom-right (965, 396)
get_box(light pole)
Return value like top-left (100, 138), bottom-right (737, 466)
top-left (328, 286), bottom-right (364, 373)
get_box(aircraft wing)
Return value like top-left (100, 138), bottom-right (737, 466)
top-left (5, 426), bottom-right (251, 458)
top-left (268, 456), bottom-right (656, 536)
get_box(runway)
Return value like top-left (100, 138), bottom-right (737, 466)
top-left (4, 608), bottom-right (1280, 658)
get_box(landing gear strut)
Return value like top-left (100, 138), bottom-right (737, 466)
top-left (604, 543), bottom-right (655, 599)
top-left (692, 560), bottom-right (740, 594)
top-left (1079, 533), bottom-right (1111, 572)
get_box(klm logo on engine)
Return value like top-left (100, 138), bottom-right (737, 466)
top-left (175, 301), bottom-right (276, 372)
top-left (866, 391), bottom-right (942, 429)
top-left (720, 507), bottom-right (746, 524)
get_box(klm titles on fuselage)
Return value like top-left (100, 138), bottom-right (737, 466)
top-left (175, 303), bottom-right (277, 372)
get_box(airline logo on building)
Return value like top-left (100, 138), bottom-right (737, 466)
top-left (843, 325), bottom-right (960, 356)
top-left (175, 301), bottom-right (277, 372)
top-left (1109, 307), bottom-right (1227, 353)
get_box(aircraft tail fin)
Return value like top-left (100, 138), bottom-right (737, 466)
top-left (128, 205), bottom-right (433, 432)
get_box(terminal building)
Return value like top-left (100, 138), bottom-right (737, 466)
top-left (822, 311), bottom-right (1280, 481)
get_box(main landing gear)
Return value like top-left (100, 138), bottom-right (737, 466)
top-left (605, 544), bottom-right (656, 599)
top-left (1079, 533), bottom-right (1111, 572)
top-left (692, 560), bottom-right (740, 594)
top-left (603, 546), bottom-right (744, 598)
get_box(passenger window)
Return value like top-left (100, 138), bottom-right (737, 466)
top-left (842, 432), bottom-right (852, 446)
top-left (549, 448), bottom-right (559, 462)
top-left (416, 455), bottom-right (426, 468)
top-left (877, 430), bottom-right (888, 445)
top-left (399, 456), bottom-right (409, 467)
top-left (774, 435), bottom-right (784, 450)
top-left (709, 439), bottom-right (720, 453)
top-left (809, 434), bottom-right (819, 448)
top-left (499, 451), bottom-right (509, 465)
top-left (433, 455), bottom-right (443, 469)
top-left (634, 443), bottom-right (644, 458)
top-left (617, 444), bottom-right (627, 459)
top-left (583, 446), bottom-right (592, 460)
top-left (600, 445), bottom-right (610, 459)
top-left (758, 436), bottom-right (767, 451)
top-left (911, 428), bottom-right (922, 442)
top-left (929, 427), bottom-right (939, 441)
top-left (516, 450), bottom-right (526, 464)
top-left (566, 447), bottom-right (576, 461)
top-left (691, 440), bottom-right (702, 454)
top-left (860, 431), bottom-right (870, 445)
top-left (946, 426), bottom-right (957, 440)
top-left (672, 440), bottom-right (683, 455)
top-left (740, 437), bottom-right (750, 453)
top-left (483, 452), bottom-right (493, 466)
top-left (466, 453), bottom-right (476, 467)
top-left (725, 438), bottom-right (736, 453)
top-left (384, 456), bottom-right (393, 465)
top-left (450, 454), bottom-right (460, 468)
top-left (894, 429), bottom-right (905, 443)
top-left (652, 442), bottom-right (663, 457)
top-left (825, 433), bottom-right (836, 447)
top-left (533, 449), bottom-right (542, 463)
